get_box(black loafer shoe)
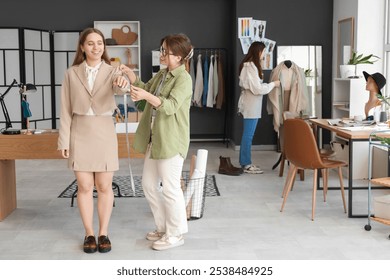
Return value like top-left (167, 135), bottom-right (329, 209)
top-left (98, 235), bottom-right (111, 253)
top-left (83, 235), bottom-right (97, 253)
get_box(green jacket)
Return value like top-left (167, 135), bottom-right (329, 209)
top-left (132, 64), bottom-right (192, 159)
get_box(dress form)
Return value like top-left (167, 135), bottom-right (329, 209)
top-left (364, 91), bottom-right (381, 119)
top-left (281, 63), bottom-right (293, 111)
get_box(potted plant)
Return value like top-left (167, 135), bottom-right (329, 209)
top-left (304, 68), bottom-right (315, 87)
top-left (340, 51), bottom-right (380, 78)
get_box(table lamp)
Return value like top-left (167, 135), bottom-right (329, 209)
top-left (0, 79), bottom-right (37, 135)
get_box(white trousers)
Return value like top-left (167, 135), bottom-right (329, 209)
top-left (142, 146), bottom-right (188, 237)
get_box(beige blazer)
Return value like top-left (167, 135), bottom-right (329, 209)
top-left (58, 61), bottom-right (125, 150)
top-left (267, 62), bottom-right (308, 133)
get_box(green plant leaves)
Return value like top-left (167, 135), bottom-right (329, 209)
top-left (348, 51), bottom-right (380, 65)
top-left (372, 134), bottom-right (390, 145)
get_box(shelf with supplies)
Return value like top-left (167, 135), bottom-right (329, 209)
top-left (332, 78), bottom-right (366, 119)
top-left (332, 101), bottom-right (350, 112)
top-left (113, 95), bottom-right (142, 133)
top-left (94, 21), bottom-right (142, 131)
top-left (364, 130), bottom-right (390, 238)
top-left (94, 21), bottom-right (141, 77)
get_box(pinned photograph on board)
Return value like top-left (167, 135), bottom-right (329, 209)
top-left (240, 37), bottom-right (253, 54)
top-left (262, 38), bottom-right (276, 54)
top-left (252, 20), bottom-right (266, 41)
top-left (238, 17), bottom-right (253, 38)
top-left (261, 52), bottom-right (273, 70)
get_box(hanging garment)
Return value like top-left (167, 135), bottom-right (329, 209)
top-left (216, 54), bottom-right (225, 109)
top-left (267, 61), bottom-right (308, 132)
top-left (206, 54), bottom-right (215, 107)
top-left (193, 54), bottom-right (203, 107)
top-left (213, 54), bottom-right (219, 105)
top-left (21, 99), bottom-right (32, 118)
top-left (189, 56), bottom-right (195, 99)
top-left (202, 54), bottom-right (209, 106)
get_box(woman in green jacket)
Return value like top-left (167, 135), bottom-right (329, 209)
top-left (121, 33), bottom-right (193, 251)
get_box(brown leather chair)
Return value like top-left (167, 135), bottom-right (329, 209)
top-left (279, 111), bottom-right (335, 179)
top-left (280, 118), bottom-right (347, 221)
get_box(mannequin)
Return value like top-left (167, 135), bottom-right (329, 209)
top-left (364, 91), bottom-right (381, 120)
top-left (362, 71), bottom-right (387, 120)
top-left (268, 60), bottom-right (308, 132)
top-left (284, 60), bottom-right (292, 68)
top-left (281, 61), bottom-right (294, 111)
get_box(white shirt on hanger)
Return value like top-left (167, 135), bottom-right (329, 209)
top-left (213, 54), bottom-right (219, 105)
top-left (206, 54), bottom-right (215, 107)
top-left (193, 53), bottom-right (204, 107)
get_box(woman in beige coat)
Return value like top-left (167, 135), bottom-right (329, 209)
top-left (58, 28), bottom-right (128, 253)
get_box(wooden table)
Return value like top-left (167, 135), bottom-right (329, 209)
top-left (0, 130), bottom-right (143, 221)
top-left (310, 119), bottom-right (387, 218)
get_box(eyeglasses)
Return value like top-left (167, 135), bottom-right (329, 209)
top-left (160, 46), bottom-right (174, 56)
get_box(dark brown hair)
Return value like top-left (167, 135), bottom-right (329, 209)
top-left (238, 41), bottom-right (266, 79)
top-left (72, 28), bottom-right (110, 66)
top-left (160, 33), bottom-right (193, 70)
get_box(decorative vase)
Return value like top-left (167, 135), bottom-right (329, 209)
top-left (340, 65), bottom-right (356, 79)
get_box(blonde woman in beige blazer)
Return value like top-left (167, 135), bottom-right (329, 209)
top-left (58, 28), bottom-right (128, 254)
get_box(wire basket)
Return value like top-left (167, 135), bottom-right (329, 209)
top-left (181, 171), bottom-right (207, 220)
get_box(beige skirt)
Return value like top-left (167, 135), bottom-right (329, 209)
top-left (69, 115), bottom-right (118, 172)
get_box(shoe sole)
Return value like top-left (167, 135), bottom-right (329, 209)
top-left (146, 236), bottom-right (163, 241)
top-left (218, 170), bottom-right (241, 176)
top-left (98, 246), bottom-right (111, 253)
top-left (152, 239), bottom-right (184, 251)
top-left (83, 247), bottom-right (97, 253)
top-left (146, 232), bottom-right (165, 241)
top-left (243, 170), bottom-right (264, 174)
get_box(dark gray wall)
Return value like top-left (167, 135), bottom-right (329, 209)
top-left (0, 0), bottom-right (233, 86)
top-left (0, 0), bottom-right (333, 145)
top-left (233, 0), bottom-right (333, 146)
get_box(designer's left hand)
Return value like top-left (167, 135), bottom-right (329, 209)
top-left (130, 85), bottom-right (149, 101)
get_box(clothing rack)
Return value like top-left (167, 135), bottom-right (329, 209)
top-left (190, 47), bottom-right (229, 145)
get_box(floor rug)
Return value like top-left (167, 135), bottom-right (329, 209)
top-left (58, 174), bottom-right (220, 199)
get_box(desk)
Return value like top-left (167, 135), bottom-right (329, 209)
top-left (310, 119), bottom-right (383, 218)
top-left (0, 130), bottom-right (142, 221)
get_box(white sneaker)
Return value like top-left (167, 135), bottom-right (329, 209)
top-left (152, 234), bottom-right (184, 251)
top-left (146, 230), bottom-right (165, 241)
top-left (243, 164), bottom-right (264, 174)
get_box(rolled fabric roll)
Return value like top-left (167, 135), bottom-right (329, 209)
top-left (195, 149), bottom-right (208, 175)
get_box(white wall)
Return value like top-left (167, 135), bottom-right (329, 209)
top-left (356, 0), bottom-right (385, 75)
top-left (333, 0), bottom-right (385, 78)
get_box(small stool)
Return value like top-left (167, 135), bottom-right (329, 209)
top-left (70, 181), bottom-right (121, 207)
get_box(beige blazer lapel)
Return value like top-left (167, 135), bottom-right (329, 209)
top-left (73, 61), bottom-right (92, 96)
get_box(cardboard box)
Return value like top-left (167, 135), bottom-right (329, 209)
top-left (374, 194), bottom-right (390, 220)
top-left (126, 111), bottom-right (143, 122)
top-left (127, 112), bottom-right (138, 122)
top-left (372, 145), bottom-right (389, 178)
